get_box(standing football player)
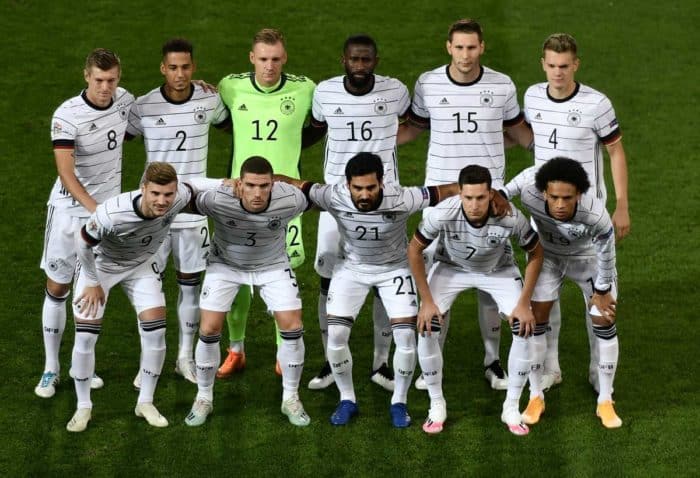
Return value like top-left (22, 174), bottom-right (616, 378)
top-left (36, 48), bottom-right (134, 398)
top-left (502, 158), bottom-right (622, 429)
top-left (127, 38), bottom-right (230, 384)
top-left (67, 162), bottom-right (220, 431)
top-left (400, 19), bottom-right (533, 390)
top-left (216, 28), bottom-right (322, 378)
top-left (519, 33), bottom-right (629, 391)
top-left (306, 34), bottom-right (411, 391)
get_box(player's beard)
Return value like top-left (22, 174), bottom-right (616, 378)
top-left (352, 195), bottom-right (380, 212)
top-left (346, 71), bottom-right (373, 90)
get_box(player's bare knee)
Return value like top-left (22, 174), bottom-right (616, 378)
top-left (532, 300), bottom-right (554, 323)
top-left (274, 309), bottom-right (303, 330)
top-left (137, 306), bottom-right (167, 322)
top-left (46, 278), bottom-right (70, 298)
top-left (199, 310), bottom-right (225, 336)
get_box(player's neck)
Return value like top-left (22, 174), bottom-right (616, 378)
top-left (255, 76), bottom-right (282, 92)
top-left (163, 83), bottom-right (193, 103)
top-left (448, 63), bottom-right (481, 84)
top-left (548, 81), bottom-right (577, 100)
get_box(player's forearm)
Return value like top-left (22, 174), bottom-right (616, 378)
top-left (505, 122), bottom-right (533, 150)
top-left (594, 233), bottom-right (617, 290)
top-left (502, 166), bottom-right (536, 200)
top-left (301, 122), bottom-right (327, 148)
top-left (59, 172), bottom-right (98, 212)
top-left (520, 244), bottom-right (544, 303)
top-left (186, 177), bottom-right (224, 195)
top-left (408, 240), bottom-right (433, 302)
top-left (55, 150), bottom-right (98, 212)
top-left (273, 174), bottom-right (306, 189)
top-left (397, 123), bottom-right (425, 145)
top-left (608, 142), bottom-right (629, 209)
top-left (76, 235), bottom-right (100, 287)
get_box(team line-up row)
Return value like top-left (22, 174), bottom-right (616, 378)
top-left (37, 19), bottom-right (628, 434)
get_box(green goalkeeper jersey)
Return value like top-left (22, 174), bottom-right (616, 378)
top-left (218, 72), bottom-right (315, 179)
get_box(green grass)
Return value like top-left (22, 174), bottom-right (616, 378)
top-left (1, 1), bottom-right (698, 476)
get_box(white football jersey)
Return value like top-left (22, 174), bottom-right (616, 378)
top-left (308, 182), bottom-right (438, 273)
top-left (49, 88), bottom-right (135, 216)
top-left (524, 82), bottom-right (621, 201)
top-left (519, 182), bottom-right (616, 289)
top-left (127, 84), bottom-right (229, 228)
top-left (195, 182), bottom-right (309, 271)
top-left (83, 182), bottom-right (193, 275)
top-left (312, 74), bottom-right (410, 184)
top-left (410, 65), bottom-right (522, 188)
top-left (417, 195), bottom-right (538, 273)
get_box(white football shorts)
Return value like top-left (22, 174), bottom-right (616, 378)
top-left (428, 261), bottom-right (523, 318)
top-left (72, 259), bottom-right (165, 320)
top-left (40, 206), bottom-right (86, 283)
top-left (199, 262), bottom-right (301, 312)
top-left (326, 264), bottom-right (418, 320)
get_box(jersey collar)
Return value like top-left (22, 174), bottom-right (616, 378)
top-left (546, 81), bottom-right (581, 103)
top-left (250, 72), bottom-right (287, 94)
top-left (160, 83), bottom-right (195, 105)
top-left (132, 194), bottom-right (153, 220)
top-left (445, 65), bottom-right (484, 87)
top-left (81, 90), bottom-right (114, 111)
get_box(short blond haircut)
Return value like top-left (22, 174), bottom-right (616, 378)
top-left (252, 28), bottom-right (286, 48)
top-left (542, 33), bottom-right (578, 57)
top-left (85, 48), bottom-right (121, 72)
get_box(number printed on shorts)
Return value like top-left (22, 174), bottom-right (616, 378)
top-left (393, 275), bottom-right (417, 295)
top-left (284, 268), bottom-right (298, 288)
top-left (200, 226), bottom-right (210, 248)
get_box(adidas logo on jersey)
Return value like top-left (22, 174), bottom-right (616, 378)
top-left (535, 113), bottom-right (542, 120)
top-left (439, 97), bottom-right (449, 105)
top-left (156, 117), bottom-right (166, 125)
top-left (290, 251), bottom-right (300, 258)
top-left (238, 104), bottom-right (248, 111)
top-left (334, 107), bottom-right (344, 115)
top-left (89, 123), bottom-right (98, 132)
top-left (451, 234), bottom-right (459, 239)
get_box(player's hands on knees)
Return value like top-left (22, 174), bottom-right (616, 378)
top-left (490, 192), bottom-right (512, 218)
top-left (591, 292), bottom-right (617, 324)
top-left (510, 302), bottom-right (535, 337)
top-left (74, 285), bottom-right (105, 318)
top-left (417, 301), bottom-right (442, 336)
